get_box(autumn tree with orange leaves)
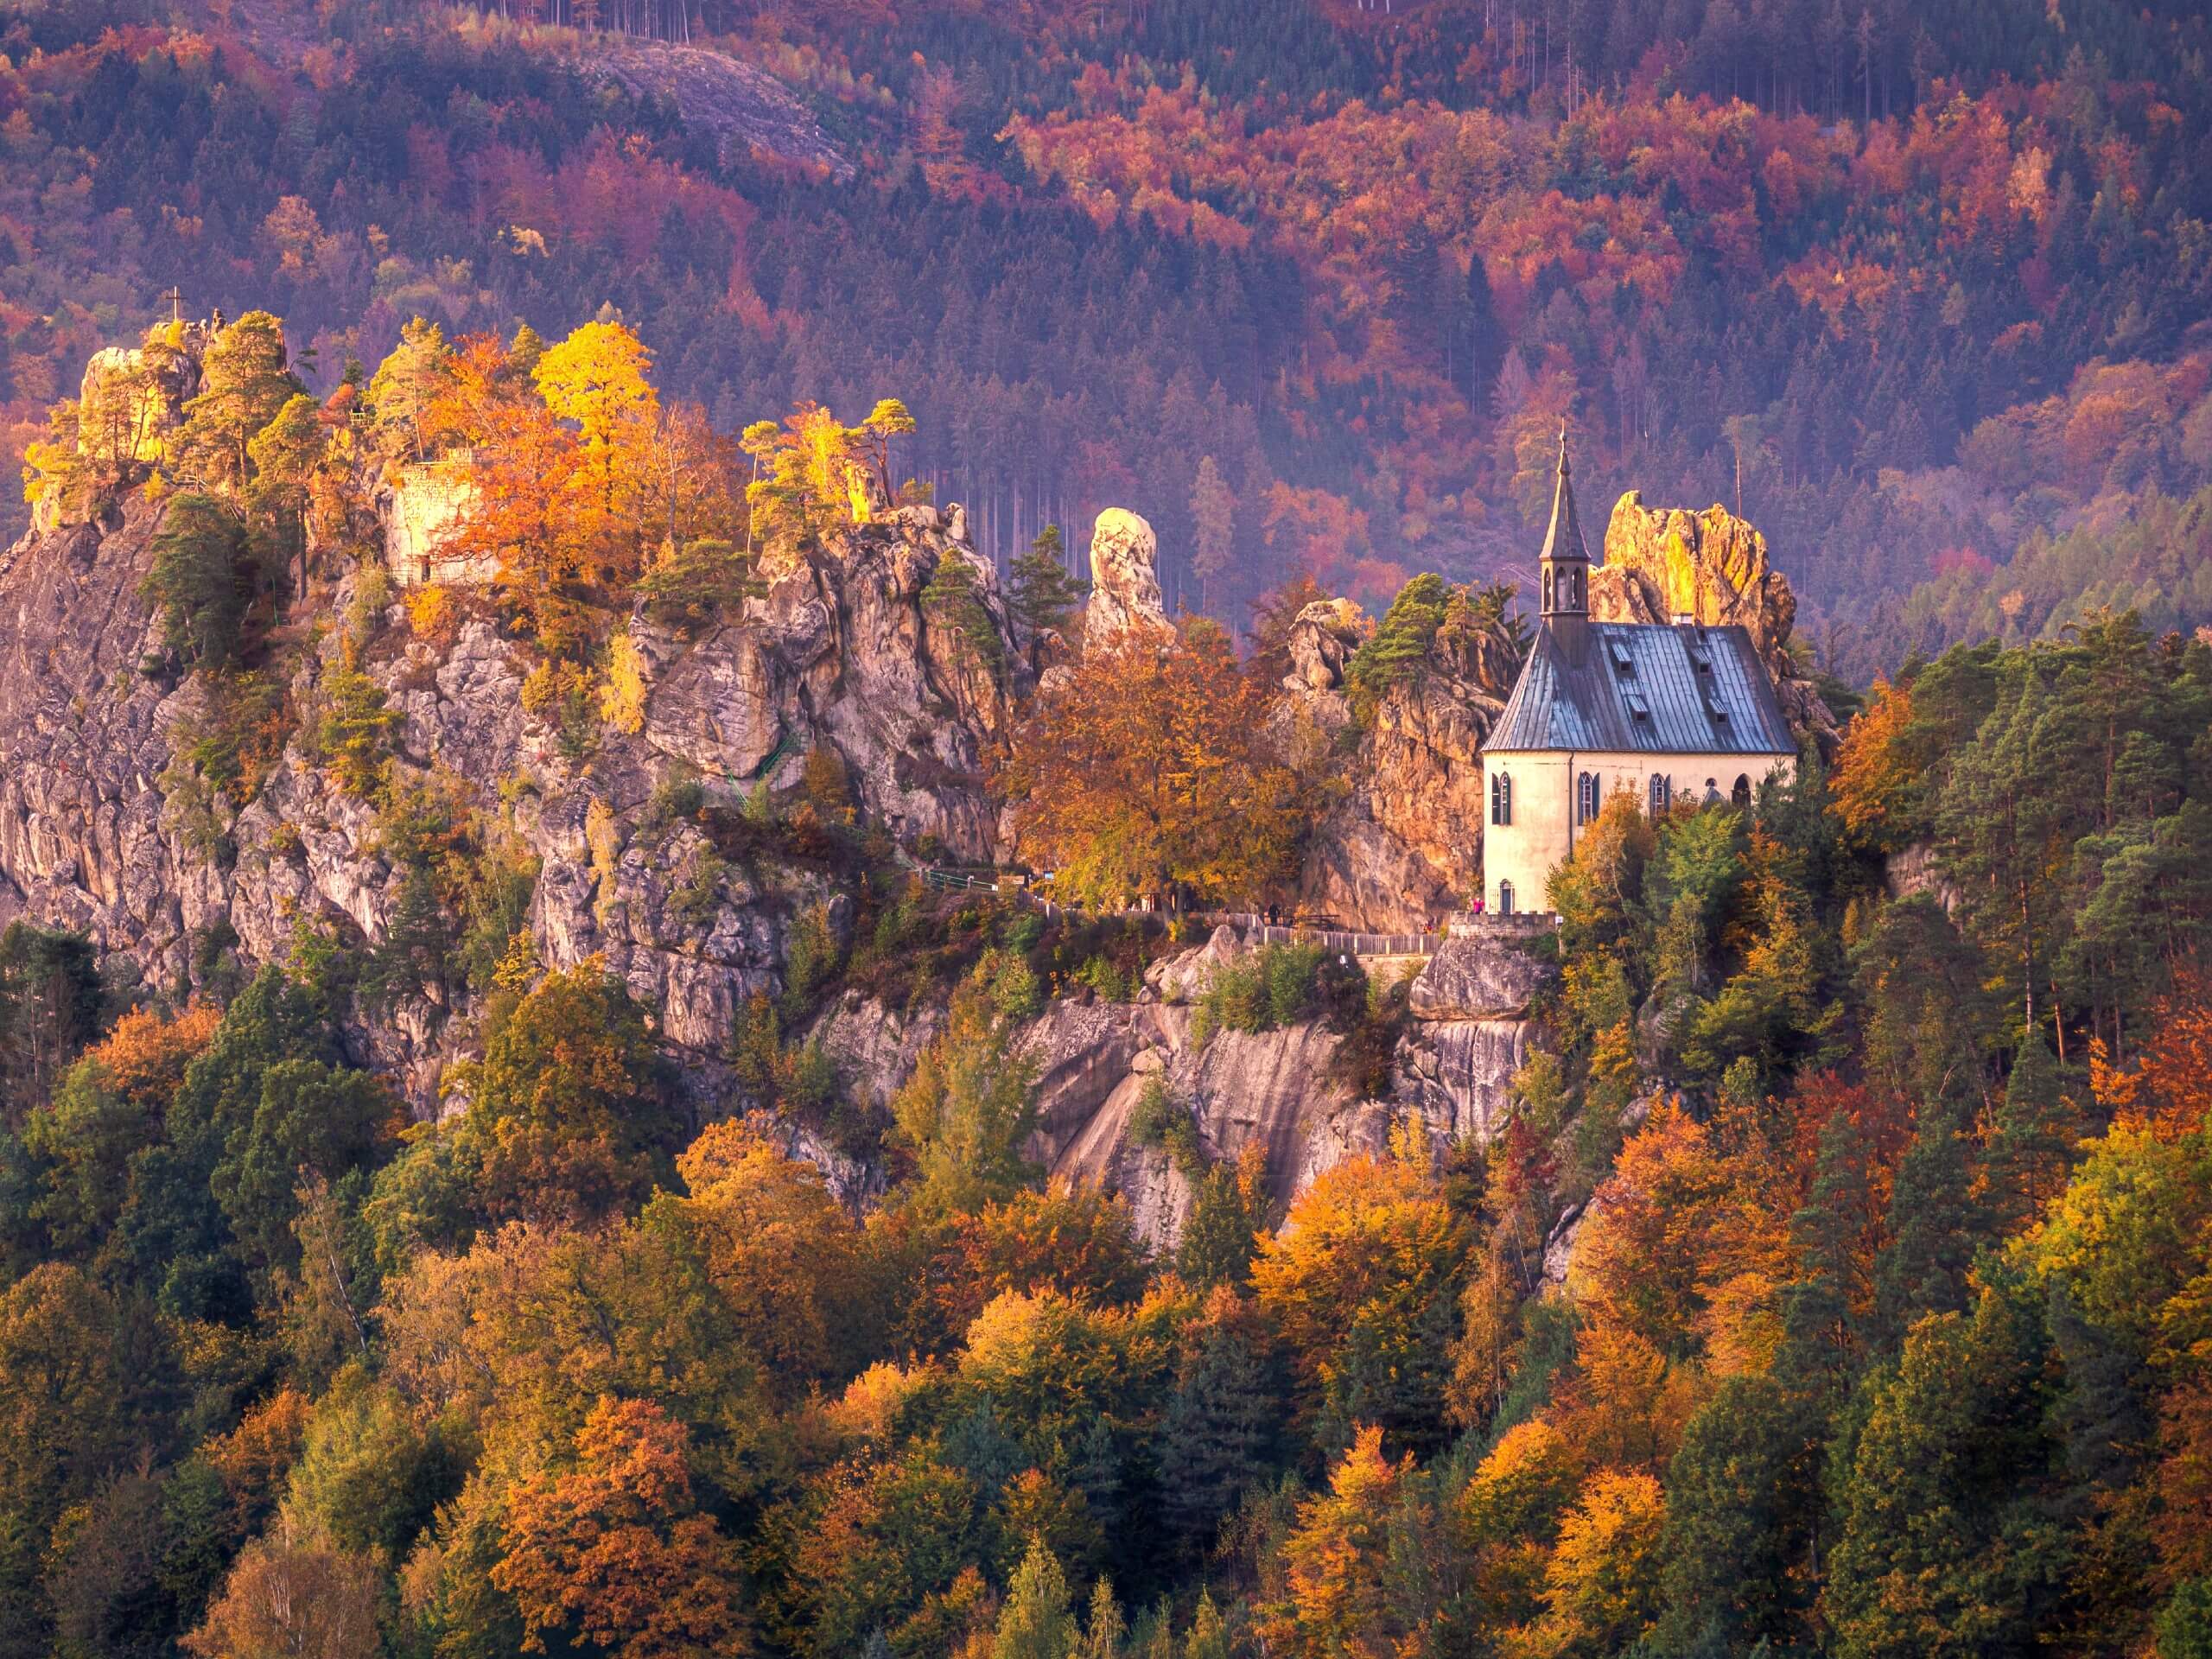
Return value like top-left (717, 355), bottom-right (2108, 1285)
top-left (1002, 617), bottom-right (1306, 907)
top-left (495, 1396), bottom-right (750, 1659)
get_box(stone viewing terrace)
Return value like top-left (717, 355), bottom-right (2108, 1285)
top-left (1446, 911), bottom-right (1561, 941)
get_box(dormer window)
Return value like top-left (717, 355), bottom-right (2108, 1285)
top-left (1608, 640), bottom-right (1634, 675)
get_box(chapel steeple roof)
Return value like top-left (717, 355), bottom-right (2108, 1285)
top-left (1537, 429), bottom-right (1589, 640)
top-left (1538, 427), bottom-right (1589, 573)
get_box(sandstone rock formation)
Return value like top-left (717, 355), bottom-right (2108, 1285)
top-left (0, 443), bottom-right (1021, 1108)
top-left (1281, 600), bottom-right (1363, 698)
top-left (1593, 492), bottom-right (1840, 753)
top-left (1279, 591), bottom-right (1520, 931)
top-left (1082, 508), bottom-right (1171, 651)
top-left (1034, 924), bottom-right (1555, 1249)
top-left (382, 454), bottom-right (489, 587)
top-left (0, 329), bottom-right (1567, 1236)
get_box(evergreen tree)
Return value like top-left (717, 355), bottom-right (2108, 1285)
top-left (176, 311), bottom-right (302, 495)
top-left (1464, 256), bottom-right (1504, 405)
top-left (1160, 1300), bottom-right (1281, 1545)
top-left (1872, 1096), bottom-right (1984, 1351)
top-left (1984, 1030), bottom-right (2075, 1234)
top-left (1656, 1374), bottom-right (1823, 1654)
top-left (143, 493), bottom-right (257, 668)
top-left (994, 1536), bottom-right (1077, 1659)
top-left (1189, 457), bottom-right (1236, 619)
top-left (1010, 524), bottom-right (1088, 645)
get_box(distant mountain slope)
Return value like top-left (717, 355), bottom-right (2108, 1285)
top-left (578, 36), bottom-right (852, 179)
top-left (3, 0), bottom-right (2211, 667)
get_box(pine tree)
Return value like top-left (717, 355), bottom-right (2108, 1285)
top-left (1465, 256), bottom-right (1504, 405)
top-left (178, 312), bottom-right (302, 495)
top-left (1176, 1147), bottom-right (1268, 1290)
top-left (1011, 524), bottom-right (1088, 645)
top-left (1189, 457), bottom-right (1235, 619)
top-left (1984, 1029), bottom-right (2075, 1233)
top-left (143, 493), bottom-right (257, 668)
top-left (1872, 1097), bottom-right (1982, 1351)
top-left (994, 1536), bottom-right (1077, 1659)
top-left (1160, 1300), bottom-right (1281, 1546)
top-left (1656, 1374), bottom-right (1823, 1653)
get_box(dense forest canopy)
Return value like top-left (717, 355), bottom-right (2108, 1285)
top-left (4, 0), bottom-right (2212, 677)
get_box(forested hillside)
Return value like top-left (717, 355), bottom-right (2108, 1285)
top-left (0, 284), bottom-right (2208, 1656)
top-left (6, 0), bottom-right (2212, 671)
top-left (3, 2), bottom-right (2212, 1653)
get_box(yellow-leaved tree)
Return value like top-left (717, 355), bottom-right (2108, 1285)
top-left (1001, 618), bottom-right (1306, 908)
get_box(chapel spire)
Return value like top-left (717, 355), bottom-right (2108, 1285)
top-left (1538, 427), bottom-right (1589, 624)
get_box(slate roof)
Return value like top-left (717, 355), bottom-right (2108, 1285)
top-left (1484, 621), bottom-right (1797, 756)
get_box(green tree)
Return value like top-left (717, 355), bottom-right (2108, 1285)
top-left (0, 923), bottom-right (103, 1123)
top-left (1189, 456), bottom-right (1235, 618)
top-left (177, 312), bottom-right (302, 494)
top-left (1160, 1290), bottom-right (1281, 1545)
top-left (368, 318), bottom-right (457, 459)
top-left (994, 1535), bottom-right (1078, 1659)
top-left (207, 1058), bottom-right (391, 1282)
top-left (1983, 1029), bottom-right (2075, 1234)
top-left (144, 493), bottom-right (258, 668)
top-left (1823, 1293), bottom-right (2068, 1659)
top-left (1939, 662), bottom-right (2070, 1041)
top-left (892, 970), bottom-right (1039, 1217)
top-left (1656, 1374), bottom-right (1823, 1654)
top-left (0, 1264), bottom-right (131, 1652)
top-left (1079, 1576), bottom-right (1127, 1659)
top-left (1010, 525), bottom-right (1088, 645)
top-left (245, 391), bottom-right (327, 604)
top-left (455, 964), bottom-right (678, 1225)
top-left (1871, 1097), bottom-right (1983, 1350)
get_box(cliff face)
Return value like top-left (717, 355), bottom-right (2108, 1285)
top-left (1027, 925), bottom-right (1554, 1249)
top-left (0, 468), bottom-right (1020, 1105)
top-left (1278, 599), bottom-right (1519, 931)
top-left (0, 333), bottom-right (1580, 1244)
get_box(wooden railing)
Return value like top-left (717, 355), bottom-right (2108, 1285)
top-left (918, 871), bottom-right (1453, 957)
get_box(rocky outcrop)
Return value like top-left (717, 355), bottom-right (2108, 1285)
top-left (1282, 600), bottom-right (1363, 697)
top-left (383, 455), bottom-right (489, 587)
top-left (1281, 592), bottom-right (1520, 931)
top-left (1408, 928), bottom-right (1555, 1022)
top-left (1, 329), bottom-right (1567, 1229)
top-left (1883, 841), bottom-right (1961, 914)
top-left (1593, 493), bottom-right (1839, 753)
top-left (1028, 924), bottom-right (1554, 1249)
top-left (1082, 509), bottom-right (1171, 652)
top-left (0, 435), bottom-right (1021, 1108)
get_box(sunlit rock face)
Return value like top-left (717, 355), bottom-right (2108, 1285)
top-left (0, 429), bottom-right (1022, 1110)
top-left (1082, 508), bottom-right (1171, 652)
top-left (1034, 925), bottom-right (1554, 1252)
top-left (1278, 592), bottom-right (1519, 933)
top-left (1592, 491), bottom-right (1839, 753)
